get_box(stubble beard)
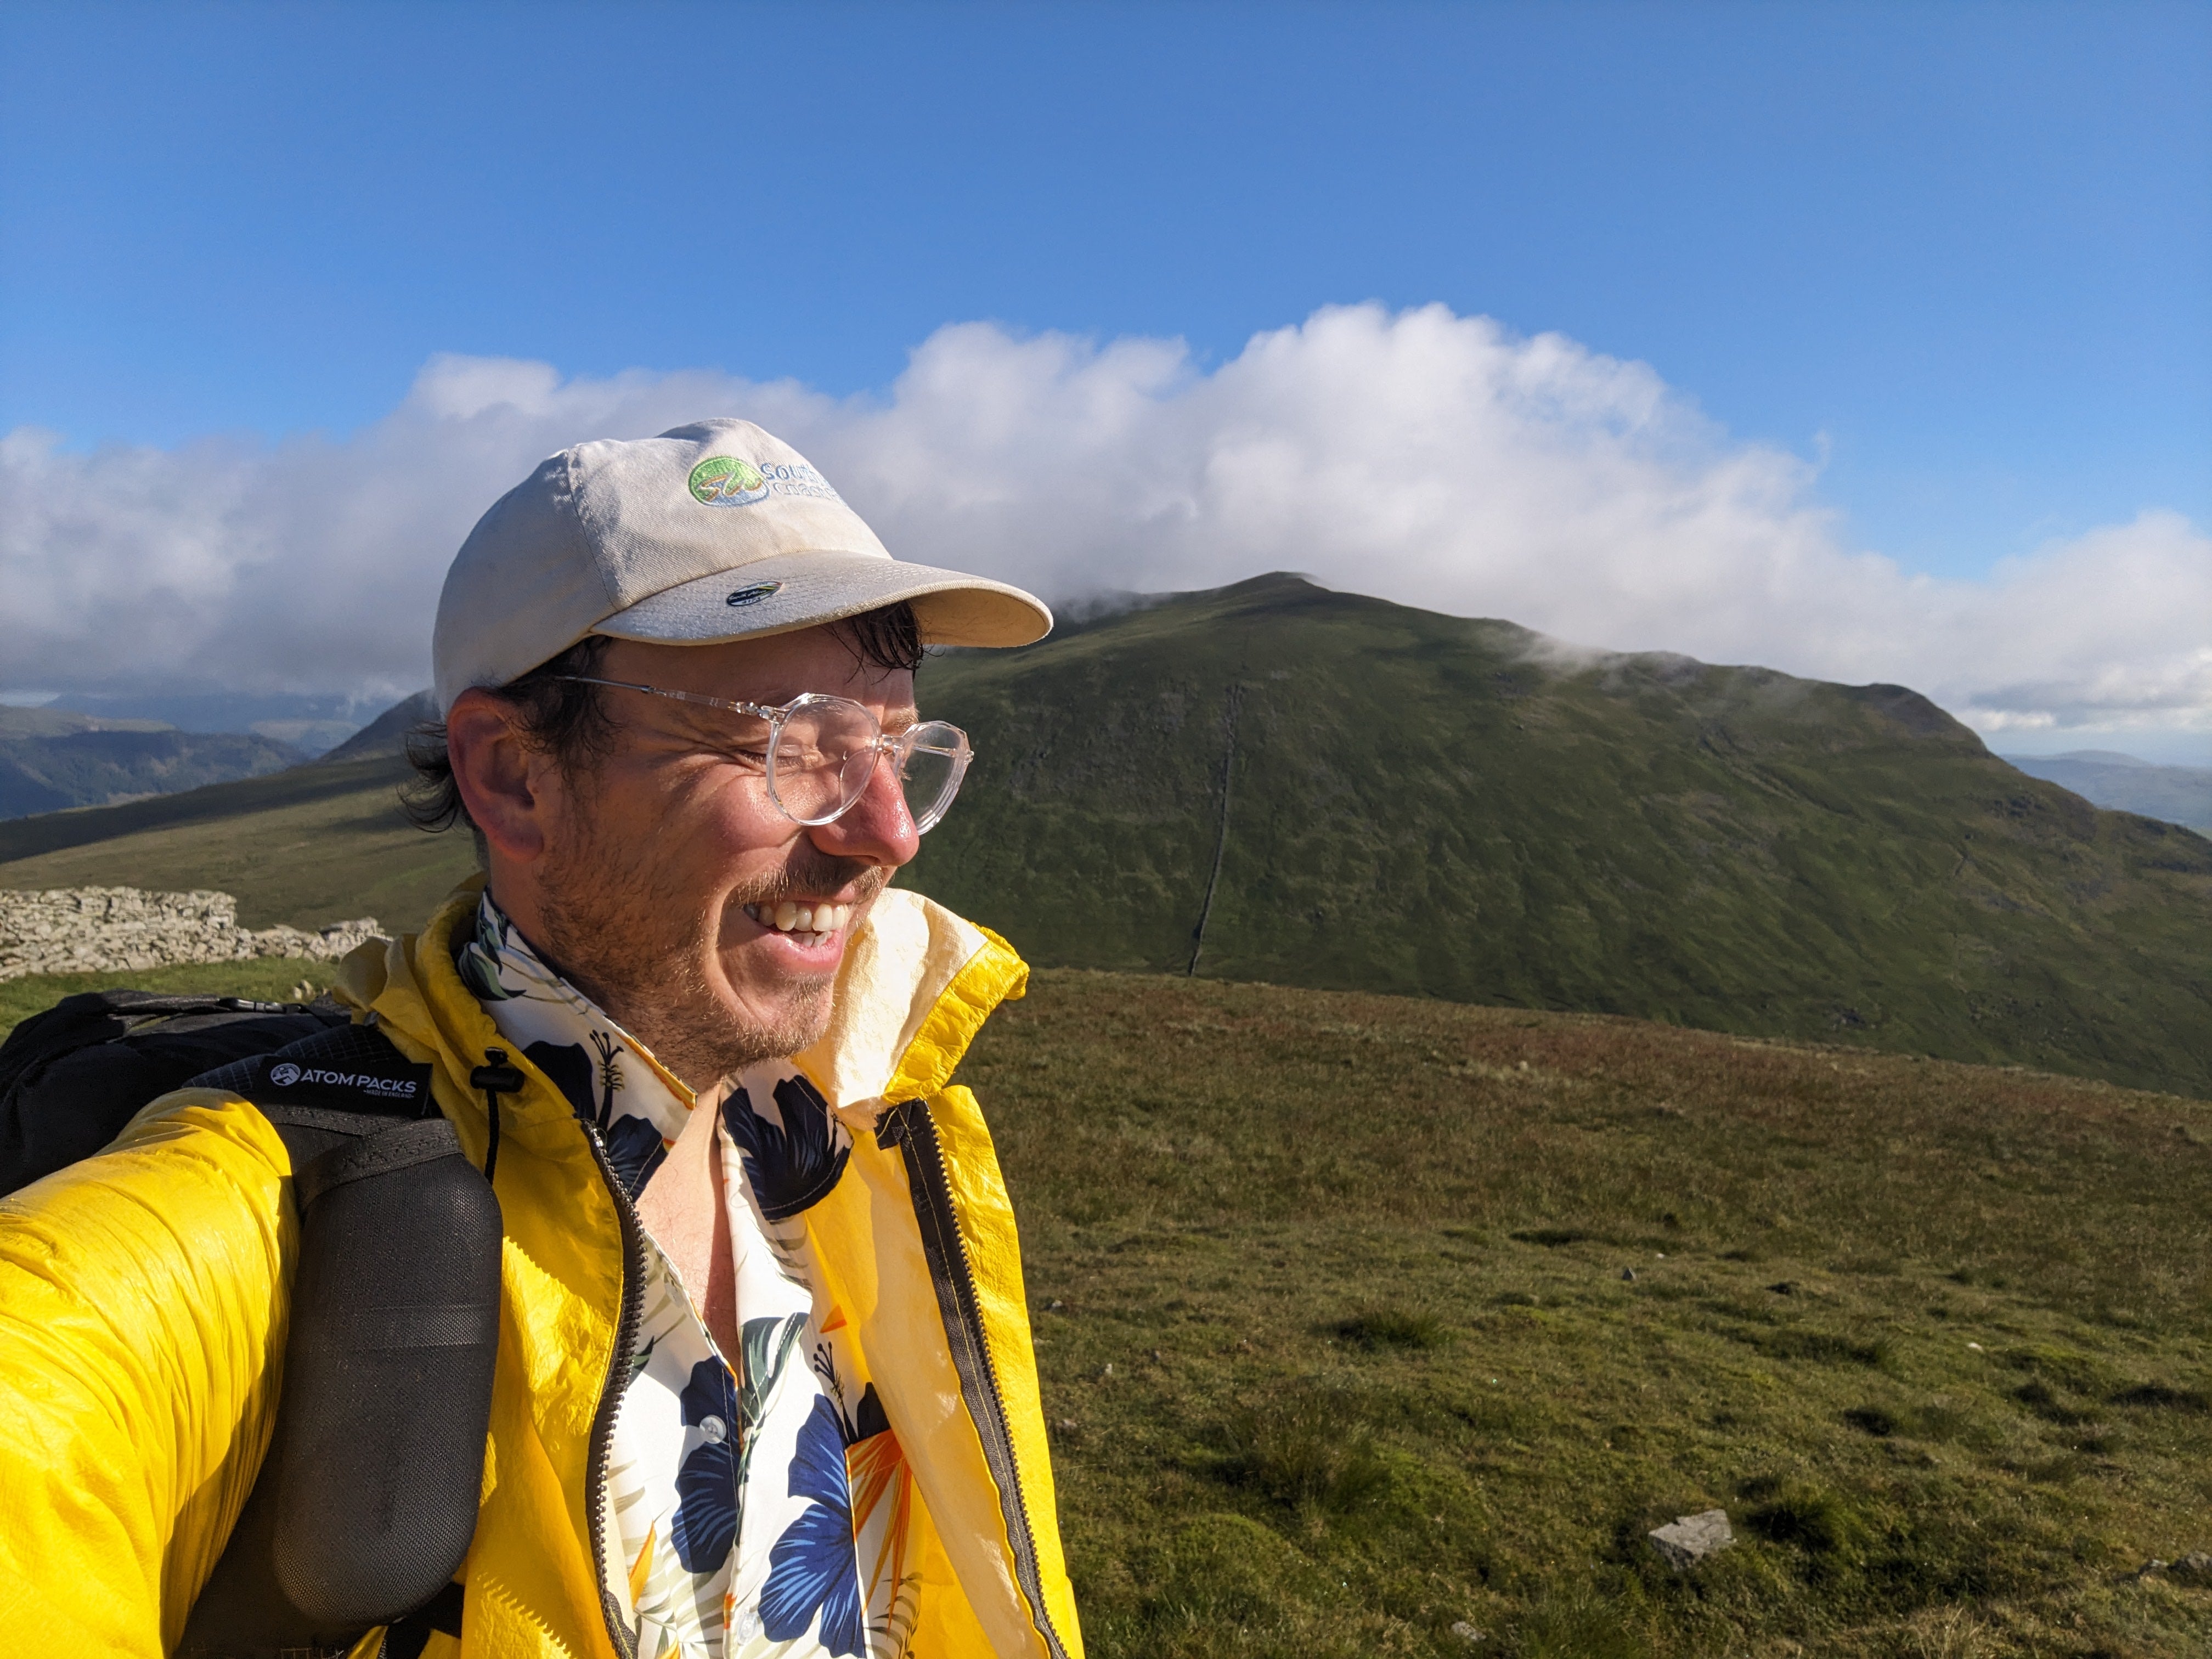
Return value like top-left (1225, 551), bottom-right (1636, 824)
top-left (532, 798), bottom-right (888, 1092)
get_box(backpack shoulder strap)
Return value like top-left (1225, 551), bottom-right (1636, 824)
top-left (191, 1020), bottom-right (440, 1170)
top-left (1, 994), bottom-right (349, 1197)
top-left (191, 1019), bottom-right (436, 1119)
top-left (178, 1022), bottom-right (498, 1658)
top-left (0, 989), bottom-right (318, 1098)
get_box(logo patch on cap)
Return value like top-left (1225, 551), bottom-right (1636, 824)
top-left (726, 582), bottom-right (782, 608)
top-left (688, 455), bottom-right (769, 506)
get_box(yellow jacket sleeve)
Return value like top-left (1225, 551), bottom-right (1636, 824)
top-left (0, 1090), bottom-right (295, 1655)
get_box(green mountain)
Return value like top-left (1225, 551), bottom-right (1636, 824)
top-left (3, 574), bottom-right (2206, 1097)
top-left (901, 575), bottom-right (2211, 1098)
top-left (319, 690), bottom-right (437, 763)
top-left (0, 707), bottom-right (307, 820)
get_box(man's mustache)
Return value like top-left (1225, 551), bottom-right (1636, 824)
top-left (737, 850), bottom-right (890, 909)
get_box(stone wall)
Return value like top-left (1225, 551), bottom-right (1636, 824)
top-left (0, 887), bottom-right (383, 981)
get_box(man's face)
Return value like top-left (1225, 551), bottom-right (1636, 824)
top-left (523, 626), bottom-right (923, 1088)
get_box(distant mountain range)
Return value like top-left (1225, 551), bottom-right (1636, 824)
top-left (0, 707), bottom-right (307, 820)
top-left (2, 575), bottom-right (2205, 1097)
top-left (44, 690), bottom-right (379, 754)
top-left (2002, 751), bottom-right (2212, 835)
top-left (0, 690), bottom-right (432, 821)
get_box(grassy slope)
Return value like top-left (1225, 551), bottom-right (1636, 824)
top-left (0, 754), bottom-right (476, 930)
top-left (8, 961), bottom-right (2204, 1655)
top-left (975, 971), bottom-right (2212, 1658)
top-left (904, 577), bottom-right (2212, 1100)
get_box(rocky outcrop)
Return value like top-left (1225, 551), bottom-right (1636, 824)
top-left (0, 887), bottom-right (383, 980)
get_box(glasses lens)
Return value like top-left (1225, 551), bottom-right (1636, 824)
top-left (765, 699), bottom-right (970, 832)
top-left (896, 721), bottom-right (969, 833)
top-left (766, 696), bottom-right (879, 825)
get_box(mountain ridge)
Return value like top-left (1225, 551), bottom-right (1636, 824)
top-left (318, 690), bottom-right (437, 763)
top-left (900, 574), bottom-right (2211, 1096)
top-left (0, 725), bottom-right (308, 821)
top-left (2, 574), bottom-right (2205, 1096)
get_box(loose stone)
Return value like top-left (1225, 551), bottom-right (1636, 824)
top-left (1649, 1509), bottom-right (1734, 1571)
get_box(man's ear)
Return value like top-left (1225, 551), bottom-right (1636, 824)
top-left (447, 689), bottom-right (553, 863)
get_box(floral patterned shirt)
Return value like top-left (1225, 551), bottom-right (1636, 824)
top-left (458, 894), bottom-right (922, 1658)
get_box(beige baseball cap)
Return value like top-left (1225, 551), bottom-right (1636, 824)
top-left (431, 418), bottom-right (1051, 710)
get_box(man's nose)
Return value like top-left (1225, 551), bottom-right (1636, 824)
top-left (808, 749), bottom-right (921, 868)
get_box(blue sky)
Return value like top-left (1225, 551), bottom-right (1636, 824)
top-left (4, 1), bottom-right (2205, 579)
top-left (3, 2), bottom-right (2208, 761)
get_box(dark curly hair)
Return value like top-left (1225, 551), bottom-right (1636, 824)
top-left (403, 602), bottom-right (926, 857)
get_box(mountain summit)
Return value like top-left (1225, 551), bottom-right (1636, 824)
top-left (902, 575), bottom-right (2211, 1097)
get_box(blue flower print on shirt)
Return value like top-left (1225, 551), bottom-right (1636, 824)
top-left (527, 1039), bottom-right (664, 1196)
top-left (721, 1074), bottom-right (851, 1220)
top-left (670, 1358), bottom-right (741, 1572)
top-left (602, 1114), bottom-right (668, 1197)
top-left (455, 904), bottom-right (520, 1002)
top-left (760, 1395), bottom-right (864, 1655)
top-left (524, 1040), bottom-right (594, 1120)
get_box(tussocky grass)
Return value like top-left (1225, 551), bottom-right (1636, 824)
top-left (967, 970), bottom-right (2212, 1658)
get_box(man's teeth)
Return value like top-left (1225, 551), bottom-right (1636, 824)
top-left (745, 901), bottom-right (854, 938)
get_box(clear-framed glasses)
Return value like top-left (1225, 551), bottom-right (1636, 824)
top-left (555, 676), bottom-right (973, 833)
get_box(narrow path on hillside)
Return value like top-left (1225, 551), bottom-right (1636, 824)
top-left (1188, 681), bottom-right (1243, 976)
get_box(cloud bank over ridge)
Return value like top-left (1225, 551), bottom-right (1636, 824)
top-left (4, 303), bottom-right (2205, 744)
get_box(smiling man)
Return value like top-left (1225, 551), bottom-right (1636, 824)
top-left (0, 422), bottom-right (1083, 1659)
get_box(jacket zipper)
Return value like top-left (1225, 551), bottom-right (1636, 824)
top-left (876, 1102), bottom-right (1073, 1659)
top-left (581, 1121), bottom-right (648, 1659)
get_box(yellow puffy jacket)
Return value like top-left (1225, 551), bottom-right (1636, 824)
top-left (0, 883), bottom-right (1082, 1659)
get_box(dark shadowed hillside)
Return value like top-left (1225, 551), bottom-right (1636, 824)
top-left (0, 753), bottom-right (474, 929)
top-left (0, 708), bottom-right (307, 819)
top-left (902, 575), bottom-right (2212, 1098)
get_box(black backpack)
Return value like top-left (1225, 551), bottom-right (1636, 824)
top-left (0, 991), bottom-right (511, 1658)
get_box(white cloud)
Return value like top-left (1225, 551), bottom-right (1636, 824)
top-left (3, 303), bottom-right (2206, 742)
